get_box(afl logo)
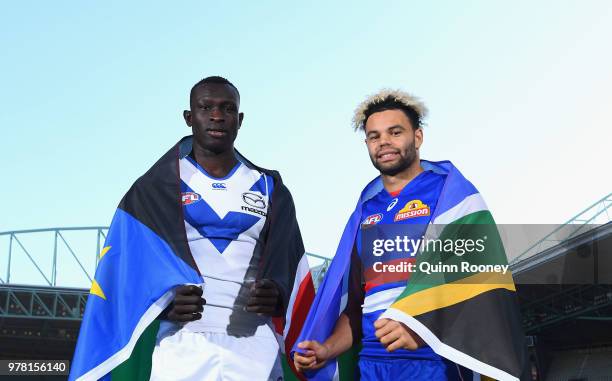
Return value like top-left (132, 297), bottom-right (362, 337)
top-left (242, 192), bottom-right (266, 209)
top-left (181, 192), bottom-right (201, 205)
top-left (387, 198), bottom-right (399, 211)
top-left (362, 213), bottom-right (383, 226)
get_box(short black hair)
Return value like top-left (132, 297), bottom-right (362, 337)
top-left (190, 76), bottom-right (240, 101)
top-left (363, 97), bottom-right (423, 130)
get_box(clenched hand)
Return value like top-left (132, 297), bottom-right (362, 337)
top-left (164, 285), bottom-right (206, 322)
top-left (374, 318), bottom-right (424, 352)
top-left (245, 279), bottom-right (282, 316)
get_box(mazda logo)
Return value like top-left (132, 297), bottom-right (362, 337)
top-left (242, 192), bottom-right (266, 209)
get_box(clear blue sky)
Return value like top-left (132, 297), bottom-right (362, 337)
top-left (1, 1), bottom-right (611, 267)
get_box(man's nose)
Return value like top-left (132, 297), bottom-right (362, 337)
top-left (379, 133), bottom-right (391, 145)
top-left (209, 108), bottom-right (224, 122)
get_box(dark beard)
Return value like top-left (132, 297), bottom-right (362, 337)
top-left (371, 140), bottom-right (417, 176)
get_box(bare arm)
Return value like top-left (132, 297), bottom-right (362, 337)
top-left (294, 246), bottom-right (363, 373)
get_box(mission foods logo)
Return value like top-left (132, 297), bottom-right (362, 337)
top-left (394, 199), bottom-right (430, 222)
top-left (181, 192), bottom-right (201, 205)
top-left (362, 213), bottom-right (383, 226)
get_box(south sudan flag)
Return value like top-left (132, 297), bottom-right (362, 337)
top-left (294, 160), bottom-right (528, 381)
top-left (69, 136), bottom-right (314, 381)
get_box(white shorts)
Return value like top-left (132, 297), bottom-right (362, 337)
top-left (150, 329), bottom-right (284, 381)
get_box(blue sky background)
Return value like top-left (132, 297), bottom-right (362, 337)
top-left (1, 1), bottom-right (611, 282)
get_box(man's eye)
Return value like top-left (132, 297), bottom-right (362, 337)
top-left (368, 136), bottom-right (379, 141)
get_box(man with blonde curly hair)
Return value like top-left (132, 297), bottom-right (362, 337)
top-left (293, 89), bottom-right (526, 380)
top-left (352, 89), bottom-right (428, 177)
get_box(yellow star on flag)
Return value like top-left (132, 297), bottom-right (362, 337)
top-left (90, 246), bottom-right (111, 300)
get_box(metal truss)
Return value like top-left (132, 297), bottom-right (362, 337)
top-left (520, 284), bottom-right (612, 333)
top-left (0, 285), bottom-right (87, 321)
top-left (0, 227), bottom-right (108, 286)
top-left (511, 193), bottom-right (612, 265)
top-left (307, 252), bottom-right (331, 289)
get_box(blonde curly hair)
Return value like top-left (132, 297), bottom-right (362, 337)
top-left (352, 88), bottom-right (428, 131)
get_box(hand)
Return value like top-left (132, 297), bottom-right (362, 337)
top-left (165, 285), bottom-right (206, 322)
top-left (245, 279), bottom-right (282, 316)
top-left (374, 318), bottom-right (424, 352)
top-left (294, 340), bottom-right (330, 372)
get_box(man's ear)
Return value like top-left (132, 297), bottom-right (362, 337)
top-left (183, 110), bottom-right (192, 127)
top-left (238, 112), bottom-right (244, 129)
top-left (414, 128), bottom-right (423, 150)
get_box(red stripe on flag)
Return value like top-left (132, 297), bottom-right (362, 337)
top-left (272, 316), bottom-right (284, 335)
top-left (285, 272), bottom-right (315, 380)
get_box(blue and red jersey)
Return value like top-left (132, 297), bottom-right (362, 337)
top-left (346, 169), bottom-right (445, 360)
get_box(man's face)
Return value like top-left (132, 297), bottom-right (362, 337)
top-left (184, 83), bottom-right (244, 154)
top-left (364, 109), bottom-right (423, 176)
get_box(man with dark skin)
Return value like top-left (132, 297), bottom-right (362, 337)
top-left (164, 80), bottom-right (281, 322)
top-left (151, 77), bottom-right (290, 380)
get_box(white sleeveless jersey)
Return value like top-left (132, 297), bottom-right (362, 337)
top-left (177, 155), bottom-right (275, 337)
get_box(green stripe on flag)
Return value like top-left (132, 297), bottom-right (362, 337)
top-left (337, 344), bottom-right (360, 381)
top-left (281, 356), bottom-right (301, 381)
top-left (111, 320), bottom-right (160, 381)
top-left (402, 210), bottom-right (507, 296)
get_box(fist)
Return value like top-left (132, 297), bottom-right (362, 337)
top-left (165, 285), bottom-right (206, 322)
top-left (245, 279), bottom-right (282, 316)
top-left (293, 340), bottom-right (330, 373)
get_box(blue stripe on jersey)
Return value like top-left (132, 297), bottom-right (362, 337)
top-left (249, 173), bottom-right (274, 198)
top-left (181, 180), bottom-right (261, 254)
